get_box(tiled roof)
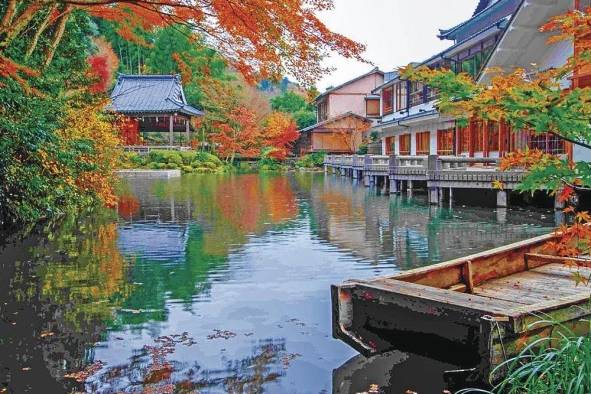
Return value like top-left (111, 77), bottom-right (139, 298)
top-left (314, 67), bottom-right (384, 102)
top-left (438, 0), bottom-right (520, 42)
top-left (110, 74), bottom-right (204, 116)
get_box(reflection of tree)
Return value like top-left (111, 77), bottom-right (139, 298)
top-left (34, 214), bottom-right (133, 331)
top-left (113, 224), bottom-right (227, 326)
top-left (112, 174), bottom-right (300, 326)
top-left (86, 337), bottom-right (288, 393)
top-left (0, 210), bottom-right (132, 393)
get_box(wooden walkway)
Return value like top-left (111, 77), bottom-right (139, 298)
top-left (323, 154), bottom-right (557, 208)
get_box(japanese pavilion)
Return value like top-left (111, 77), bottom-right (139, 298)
top-left (110, 74), bottom-right (203, 147)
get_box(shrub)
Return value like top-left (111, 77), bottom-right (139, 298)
top-left (123, 152), bottom-right (145, 167)
top-left (148, 150), bottom-right (183, 165)
top-left (296, 151), bottom-right (326, 168)
top-left (179, 151), bottom-right (196, 165)
top-left (194, 151), bottom-right (222, 165)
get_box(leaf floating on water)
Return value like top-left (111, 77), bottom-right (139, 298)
top-left (40, 331), bottom-right (54, 338)
top-left (280, 353), bottom-right (301, 368)
top-left (207, 329), bottom-right (236, 340)
top-left (63, 361), bottom-right (104, 383)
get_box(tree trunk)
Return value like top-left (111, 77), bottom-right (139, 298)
top-left (43, 5), bottom-right (72, 68)
top-left (0, 4), bottom-right (43, 50)
top-left (0, 0), bottom-right (17, 28)
top-left (25, 4), bottom-right (57, 60)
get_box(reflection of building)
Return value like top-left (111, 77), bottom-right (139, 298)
top-left (300, 174), bottom-right (554, 269)
top-left (110, 74), bottom-right (203, 146)
top-left (117, 223), bottom-right (189, 263)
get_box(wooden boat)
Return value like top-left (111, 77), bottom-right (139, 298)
top-left (331, 232), bottom-right (591, 382)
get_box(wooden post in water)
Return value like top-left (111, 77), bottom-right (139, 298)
top-left (496, 190), bottom-right (508, 208)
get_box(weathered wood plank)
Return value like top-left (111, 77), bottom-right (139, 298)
top-left (533, 262), bottom-right (591, 280)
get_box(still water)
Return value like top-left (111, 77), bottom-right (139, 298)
top-left (0, 173), bottom-right (557, 393)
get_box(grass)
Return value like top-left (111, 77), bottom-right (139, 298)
top-left (457, 317), bottom-right (591, 394)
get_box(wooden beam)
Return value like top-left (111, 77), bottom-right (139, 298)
top-left (463, 261), bottom-right (475, 293)
top-left (525, 253), bottom-right (591, 269)
top-left (169, 115), bottom-right (174, 145)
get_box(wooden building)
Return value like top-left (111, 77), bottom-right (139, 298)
top-left (296, 68), bottom-right (387, 155)
top-left (372, 0), bottom-right (591, 162)
top-left (296, 112), bottom-right (372, 154)
top-left (110, 74), bottom-right (203, 146)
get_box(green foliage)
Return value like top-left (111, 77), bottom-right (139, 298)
top-left (0, 12), bottom-right (103, 226)
top-left (292, 109), bottom-right (317, 129)
top-left (296, 152), bottom-right (326, 168)
top-left (122, 150), bottom-right (227, 174)
top-left (257, 148), bottom-right (286, 171)
top-left (357, 144), bottom-right (369, 155)
top-left (271, 91), bottom-right (308, 113)
top-left (270, 91), bottom-right (317, 129)
top-left (491, 324), bottom-right (591, 394)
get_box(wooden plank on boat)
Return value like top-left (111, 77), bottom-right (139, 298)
top-left (525, 253), bottom-right (591, 269)
top-left (365, 278), bottom-right (522, 315)
top-left (390, 233), bottom-right (555, 289)
top-left (532, 262), bottom-right (591, 280)
top-left (506, 293), bottom-right (591, 334)
top-left (474, 270), bottom-right (590, 305)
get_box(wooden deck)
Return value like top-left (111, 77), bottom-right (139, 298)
top-left (324, 153), bottom-right (533, 207)
top-left (331, 233), bottom-right (591, 383)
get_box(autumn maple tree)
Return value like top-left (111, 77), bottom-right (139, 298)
top-left (0, 0), bottom-right (365, 87)
top-left (262, 112), bottom-right (299, 160)
top-left (402, 6), bottom-right (591, 257)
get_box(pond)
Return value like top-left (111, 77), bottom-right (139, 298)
top-left (0, 173), bottom-right (557, 393)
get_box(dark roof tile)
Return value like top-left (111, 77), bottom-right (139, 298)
top-left (109, 74), bottom-right (204, 116)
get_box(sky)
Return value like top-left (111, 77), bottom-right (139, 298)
top-left (315, 0), bottom-right (478, 91)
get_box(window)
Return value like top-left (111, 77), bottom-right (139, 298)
top-left (415, 131), bottom-right (430, 155)
top-left (366, 98), bottom-right (380, 117)
top-left (459, 126), bottom-right (470, 153)
top-left (399, 134), bottom-right (411, 155)
top-left (395, 82), bottom-right (408, 112)
top-left (452, 39), bottom-right (499, 79)
top-left (487, 122), bottom-right (500, 152)
top-left (437, 128), bottom-right (454, 155)
top-left (409, 81), bottom-right (424, 107)
top-left (385, 136), bottom-right (395, 155)
top-left (528, 132), bottom-right (566, 155)
top-left (317, 99), bottom-right (328, 121)
top-left (382, 86), bottom-right (394, 114)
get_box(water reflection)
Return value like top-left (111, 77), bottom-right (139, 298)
top-left (0, 173), bottom-right (556, 393)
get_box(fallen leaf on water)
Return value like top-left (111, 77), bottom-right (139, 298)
top-left (64, 361), bottom-right (104, 383)
top-left (207, 329), bottom-right (236, 340)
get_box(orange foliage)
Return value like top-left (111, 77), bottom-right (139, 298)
top-left (262, 112), bottom-right (299, 160)
top-left (118, 195), bottom-right (140, 219)
top-left (87, 37), bottom-right (119, 93)
top-left (52, 102), bottom-right (122, 207)
top-left (1, 0), bottom-right (366, 87)
top-left (499, 150), bottom-right (561, 171)
top-left (211, 106), bottom-right (261, 161)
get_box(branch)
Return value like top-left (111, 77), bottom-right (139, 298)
top-left (43, 5), bottom-right (73, 68)
top-left (0, 0), bottom-right (17, 28)
top-left (24, 4), bottom-right (58, 60)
